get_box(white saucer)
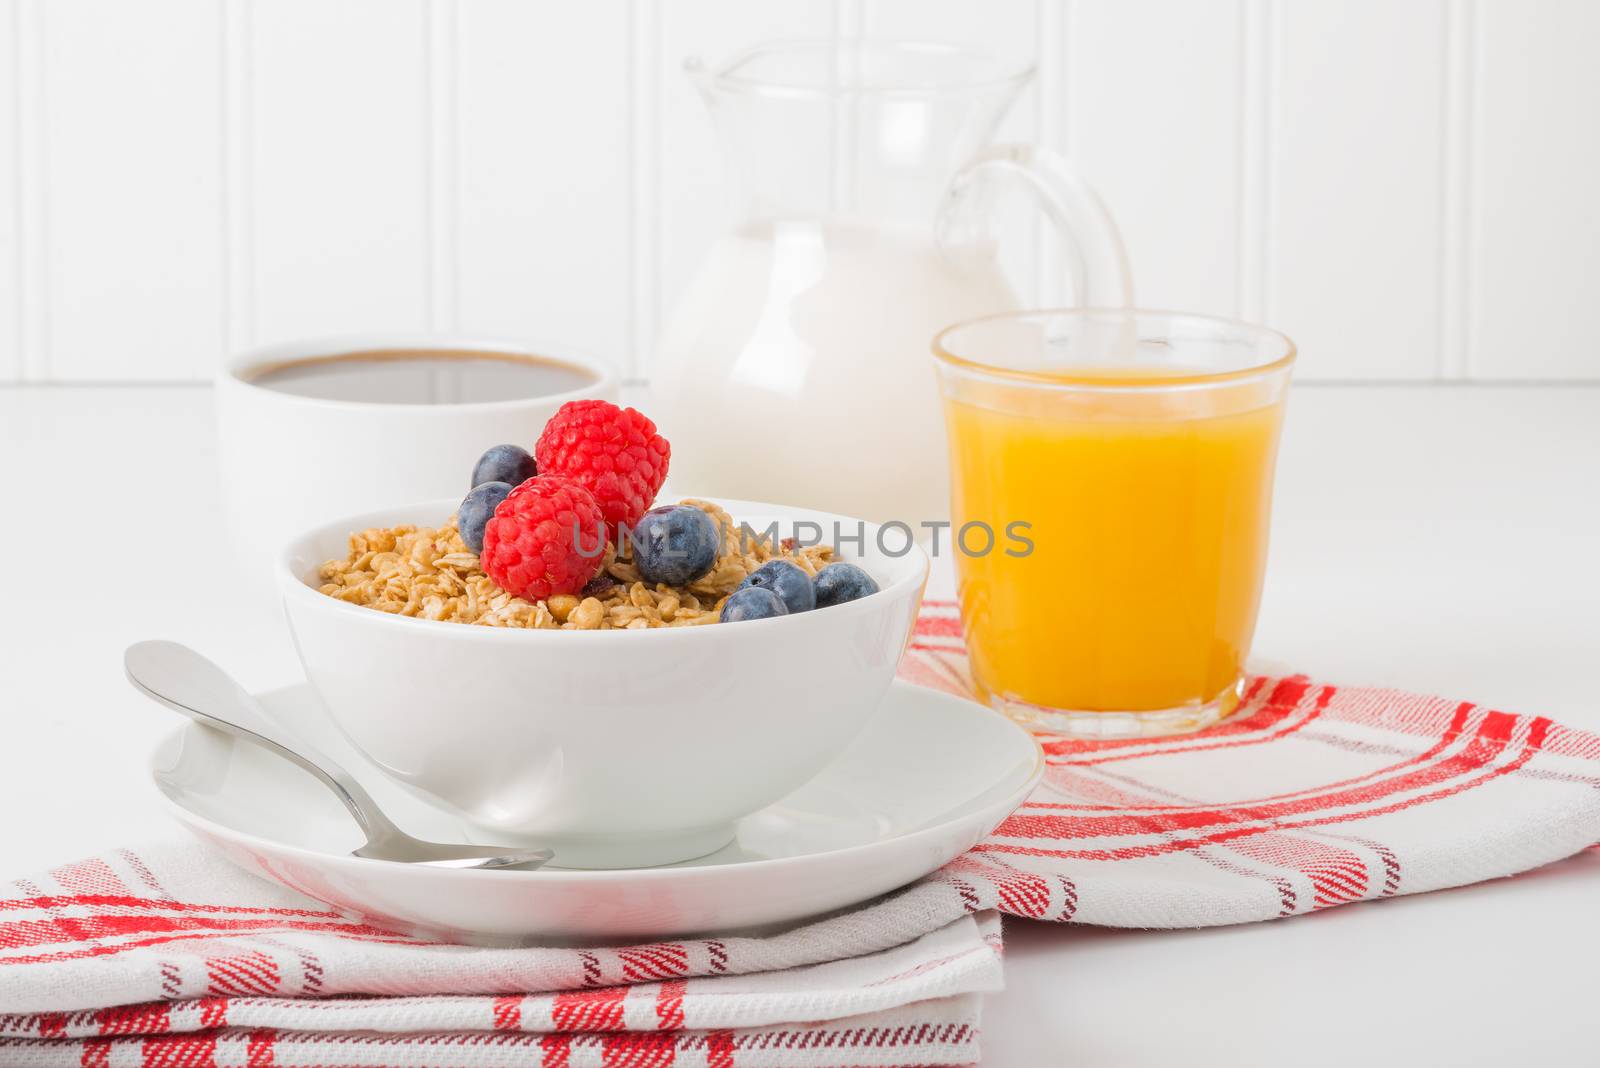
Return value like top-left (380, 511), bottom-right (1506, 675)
top-left (149, 680), bottom-right (1042, 943)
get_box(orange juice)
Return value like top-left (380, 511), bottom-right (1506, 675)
top-left (944, 369), bottom-right (1287, 716)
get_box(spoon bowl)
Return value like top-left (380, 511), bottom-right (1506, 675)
top-left (124, 640), bottom-right (552, 871)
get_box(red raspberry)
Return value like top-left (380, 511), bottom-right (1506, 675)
top-left (480, 476), bottom-right (606, 601)
top-left (535, 400), bottom-right (670, 533)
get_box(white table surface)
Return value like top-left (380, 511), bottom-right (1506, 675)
top-left (1, 382), bottom-right (1597, 1064)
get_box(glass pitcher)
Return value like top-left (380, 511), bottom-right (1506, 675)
top-left (652, 39), bottom-right (1132, 524)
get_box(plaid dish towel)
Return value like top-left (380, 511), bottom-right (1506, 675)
top-left (0, 843), bottom-right (1002, 1066)
top-left (5, 602), bottom-right (1600, 1065)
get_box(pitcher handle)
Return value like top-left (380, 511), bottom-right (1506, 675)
top-left (937, 143), bottom-right (1134, 307)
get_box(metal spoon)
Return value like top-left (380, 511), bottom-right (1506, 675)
top-left (125, 640), bottom-right (552, 871)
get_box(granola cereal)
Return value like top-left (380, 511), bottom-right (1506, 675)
top-left (316, 499), bottom-right (834, 631)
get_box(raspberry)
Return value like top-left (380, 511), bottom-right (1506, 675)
top-left (535, 400), bottom-right (670, 533)
top-left (480, 476), bottom-right (606, 601)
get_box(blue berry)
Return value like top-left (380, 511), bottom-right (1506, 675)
top-left (740, 560), bottom-right (815, 614)
top-left (721, 586), bottom-right (788, 623)
top-left (631, 505), bottom-right (720, 586)
top-left (471, 443), bottom-right (536, 489)
top-left (813, 562), bottom-right (879, 608)
top-left (458, 480), bottom-right (513, 553)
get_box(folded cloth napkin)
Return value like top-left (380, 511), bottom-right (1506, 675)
top-left (0, 841), bottom-right (1002, 1065)
top-left (5, 598), bottom-right (1600, 1065)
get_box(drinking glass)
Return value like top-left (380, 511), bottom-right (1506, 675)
top-left (932, 309), bottom-right (1295, 737)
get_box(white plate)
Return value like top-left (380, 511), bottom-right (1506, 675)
top-left (150, 680), bottom-right (1042, 943)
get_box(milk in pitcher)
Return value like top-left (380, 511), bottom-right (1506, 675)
top-left (654, 219), bottom-right (1018, 524)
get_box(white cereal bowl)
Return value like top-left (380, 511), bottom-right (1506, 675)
top-left (279, 497), bottom-right (929, 869)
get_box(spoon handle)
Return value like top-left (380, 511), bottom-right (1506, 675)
top-left (124, 640), bottom-right (399, 842)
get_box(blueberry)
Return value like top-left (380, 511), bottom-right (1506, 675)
top-left (739, 560), bottom-right (815, 614)
top-left (813, 562), bottom-right (879, 608)
top-left (631, 505), bottom-right (720, 586)
top-left (458, 480), bottom-right (513, 553)
top-left (721, 586), bottom-right (788, 623)
top-left (471, 443), bottom-right (536, 489)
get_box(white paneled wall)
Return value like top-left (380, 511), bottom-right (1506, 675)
top-left (455, 2), bottom-right (632, 359)
top-left (1271, 0), bottom-right (1446, 380)
top-left (247, 1), bottom-right (429, 346)
top-left (2, 0), bottom-right (1596, 383)
top-left (1064, 0), bottom-right (1245, 317)
top-left (1472, 0), bottom-right (1600, 379)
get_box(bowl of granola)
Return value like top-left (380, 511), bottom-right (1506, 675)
top-left (276, 402), bottom-right (927, 868)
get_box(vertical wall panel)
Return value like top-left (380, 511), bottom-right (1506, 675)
top-left (1271, 0), bottom-right (1445, 380)
top-left (248, 0), bottom-right (429, 346)
top-left (1065, 0), bottom-right (1243, 318)
top-left (424, 0), bottom-right (456, 336)
top-left (41, 0), bottom-right (223, 379)
top-left (0, 0), bottom-right (19, 379)
top-left (653, 0), bottom-right (835, 369)
top-left (626, 0), bottom-right (659, 379)
top-left (454, 1), bottom-right (630, 370)
top-left (1236, 0), bottom-right (1270, 326)
top-left (14, 0), bottom-right (45, 380)
top-left (1436, 0), bottom-right (1474, 379)
top-left (1471, 0), bottom-right (1600, 379)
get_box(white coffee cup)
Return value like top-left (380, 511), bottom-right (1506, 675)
top-left (216, 334), bottom-right (618, 586)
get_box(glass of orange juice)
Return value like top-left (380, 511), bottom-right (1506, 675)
top-left (932, 309), bottom-right (1296, 737)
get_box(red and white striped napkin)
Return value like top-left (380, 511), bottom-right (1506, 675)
top-left (0, 842), bottom-right (1001, 1066)
top-left (904, 600), bottom-right (1600, 926)
top-left (4, 599), bottom-right (1600, 1066)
